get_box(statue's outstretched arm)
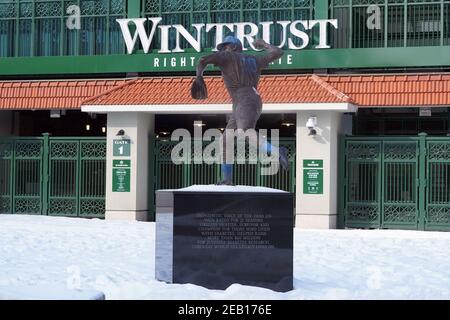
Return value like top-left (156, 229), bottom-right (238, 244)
top-left (263, 43), bottom-right (284, 63)
top-left (253, 39), bottom-right (284, 66)
top-left (196, 53), bottom-right (220, 77)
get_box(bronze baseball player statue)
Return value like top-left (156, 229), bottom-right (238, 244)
top-left (192, 35), bottom-right (289, 185)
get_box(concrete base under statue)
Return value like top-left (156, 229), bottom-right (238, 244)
top-left (155, 185), bottom-right (294, 292)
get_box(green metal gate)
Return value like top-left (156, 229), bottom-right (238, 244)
top-left (0, 138), bottom-right (44, 215)
top-left (154, 138), bottom-right (296, 192)
top-left (340, 134), bottom-right (450, 231)
top-left (0, 135), bottom-right (106, 217)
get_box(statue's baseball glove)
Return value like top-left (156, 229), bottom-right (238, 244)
top-left (191, 76), bottom-right (208, 100)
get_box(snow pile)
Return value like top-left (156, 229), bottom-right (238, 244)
top-left (1, 215), bottom-right (450, 299)
top-left (0, 285), bottom-right (104, 300)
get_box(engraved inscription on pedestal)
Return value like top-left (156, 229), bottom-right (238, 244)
top-left (172, 190), bottom-right (293, 292)
top-left (194, 212), bottom-right (274, 250)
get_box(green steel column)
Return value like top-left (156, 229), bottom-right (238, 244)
top-left (14, 1), bottom-right (19, 57)
top-left (106, 0), bottom-right (111, 54)
top-left (8, 139), bottom-right (14, 214)
top-left (384, 1), bottom-right (388, 48)
top-left (257, 0), bottom-right (261, 23)
top-left (128, 0), bottom-right (141, 18)
top-left (31, 0), bottom-right (36, 56)
top-left (403, 0), bottom-right (408, 47)
top-left (337, 134), bottom-right (346, 229)
top-left (60, 0), bottom-right (65, 55)
top-left (379, 139), bottom-right (384, 228)
top-left (290, 0), bottom-right (294, 22)
top-left (349, 0), bottom-right (352, 48)
top-left (191, 0), bottom-right (194, 31)
top-left (313, 0), bottom-right (329, 46)
top-left (314, 0), bottom-right (328, 19)
top-left (418, 132), bottom-right (427, 230)
top-left (76, 140), bottom-right (81, 217)
top-left (42, 133), bottom-right (50, 216)
top-left (441, 0), bottom-right (445, 46)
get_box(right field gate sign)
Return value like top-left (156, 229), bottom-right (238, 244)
top-left (303, 160), bottom-right (323, 195)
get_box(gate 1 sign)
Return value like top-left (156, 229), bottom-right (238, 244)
top-left (112, 160), bottom-right (131, 192)
top-left (113, 139), bottom-right (131, 157)
top-left (303, 160), bottom-right (323, 194)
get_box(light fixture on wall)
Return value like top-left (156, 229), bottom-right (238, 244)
top-left (281, 114), bottom-right (294, 127)
top-left (306, 116), bottom-right (317, 136)
top-left (116, 129), bottom-right (125, 136)
top-left (50, 110), bottom-right (61, 118)
top-left (85, 124), bottom-right (91, 131)
top-left (194, 121), bottom-right (206, 127)
top-left (281, 121), bottom-right (295, 127)
top-left (102, 127), bottom-right (106, 133)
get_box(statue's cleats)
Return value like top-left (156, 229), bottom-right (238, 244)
top-left (216, 179), bottom-right (234, 186)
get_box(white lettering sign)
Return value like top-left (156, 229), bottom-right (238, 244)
top-left (116, 18), bottom-right (338, 54)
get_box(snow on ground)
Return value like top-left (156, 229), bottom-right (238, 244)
top-left (175, 185), bottom-right (287, 193)
top-left (1, 214), bottom-right (450, 300)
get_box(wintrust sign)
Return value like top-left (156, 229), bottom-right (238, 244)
top-left (116, 18), bottom-right (338, 54)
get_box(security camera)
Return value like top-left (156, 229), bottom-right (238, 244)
top-left (306, 116), bottom-right (317, 136)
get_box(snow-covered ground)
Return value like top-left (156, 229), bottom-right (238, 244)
top-left (1, 214), bottom-right (450, 300)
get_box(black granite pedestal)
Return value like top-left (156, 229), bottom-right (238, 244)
top-left (155, 185), bottom-right (294, 292)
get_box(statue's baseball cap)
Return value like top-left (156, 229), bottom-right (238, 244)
top-left (217, 34), bottom-right (243, 51)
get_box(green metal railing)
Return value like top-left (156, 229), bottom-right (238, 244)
top-left (340, 134), bottom-right (450, 231)
top-left (426, 139), bottom-right (450, 230)
top-left (142, 0), bottom-right (314, 50)
top-left (3, 1), bottom-right (449, 57)
top-left (0, 135), bottom-right (106, 217)
top-left (154, 137), bottom-right (296, 191)
top-left (330, 0), bottom-right (450, 48)
top-left (354, 113), bottom-right (450, 136)
top-left (0, 0), bottom-right (126, 57)
top-left (1, 138), bottom-right (44, 214)
top-left (1, 1), bottom-right (450, 74)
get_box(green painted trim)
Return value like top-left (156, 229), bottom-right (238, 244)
top-left (1, 46), bottom-right (450, 76)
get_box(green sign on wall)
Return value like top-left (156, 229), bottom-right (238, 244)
top-left (113, 160), bottom-right (131, 192)
top-left (113, 139), bottom-right (131, 157)
top-left (303, 160), bottom-right (323, 194)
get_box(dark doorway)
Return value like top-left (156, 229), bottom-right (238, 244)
top-left (15, 110), bottom-right (106, 137)
top-left (354, 108), bottom-right (450, 136)
top-left (155, 113), bottom-right (296, 138)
